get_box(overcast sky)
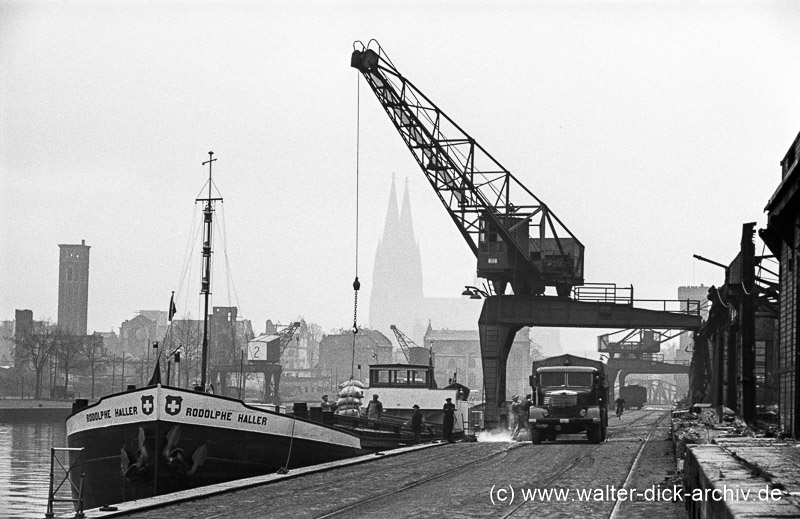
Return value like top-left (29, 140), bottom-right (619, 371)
top-left (2, 1), bottom-right (799, 351)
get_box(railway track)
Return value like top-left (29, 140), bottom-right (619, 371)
top-left (492, 409), bottom-right (664, 518)
top-left (317, 409), bottom-right (666, 519)
top-left (121, 409), bottom-right (675, 519)
top-left (315, 443), bottom-right (528, 519)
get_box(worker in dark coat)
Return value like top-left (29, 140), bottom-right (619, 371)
top-left (366, 394), bottom-right (383, 429)
top-left (410, 404), bottom-right (423, 444)
top-left (517, 394), bottom-right (532, 440)
top-left (321, 394), bottom-right (335, 424)
top-left (442, 397), bottom-right (456, 443)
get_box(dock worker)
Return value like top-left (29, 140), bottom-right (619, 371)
top-left (321, 395), bottom-right (335, 423)
top-left (411, 404), bottom-right (423, 444)
top-left (366, 394), bottom-right (383, 428)
top-left (516, 394), bottom-right (532, 441)
top-left (442, 397), bottom-right (456, 443)
top-left (509, 395), bottom-right (521, 438)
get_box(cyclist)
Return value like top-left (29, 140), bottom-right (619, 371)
top-left (615, 397), bottom-right (625, 419)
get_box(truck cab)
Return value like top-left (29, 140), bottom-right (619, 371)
top-left (528, 355), bottom-right (608, 444)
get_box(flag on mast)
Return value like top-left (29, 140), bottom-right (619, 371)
top-left (148, 357), bottom-right (162, 386)
top-left (169, 291), bottom-right (177, 322)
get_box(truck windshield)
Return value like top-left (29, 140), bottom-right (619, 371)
top-left (567, 372), bottom-right (593, 387)
top-left (539, 371), bottom-right (593, 388)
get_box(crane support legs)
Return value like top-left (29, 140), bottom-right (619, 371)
top-left (478, 295), bottom-right (702, 430)
top-left (478, 321), bottom-right (522, 430)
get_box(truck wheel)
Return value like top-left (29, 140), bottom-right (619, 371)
top-left (531, 429), bottom-right (543, 444)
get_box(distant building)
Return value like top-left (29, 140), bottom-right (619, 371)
top-left (317, 329), bottom-right (393, 385)
top-left (119, 314), bottom-right (158, 356)
top-left (423, 324), bottom-right (532, 400)
top-left (0, 320), bottom-right (14, 366)
top-left (764, 129), bottom-right (800, 437)
top-left (209, 306), bottom-right (254, 366)
top-left (57, 240), bottom-right (90, 335)
top-left (14, 309), bottom-right (33, 368)
top-left (276, 320), bottom-right (317, 371)
top-left (95, 330), bottom-right (121, 356)
top-left (139, 310), bottom-right (168, 330)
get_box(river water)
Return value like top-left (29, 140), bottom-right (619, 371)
top-left (0, 420), bottom-right (74, 519)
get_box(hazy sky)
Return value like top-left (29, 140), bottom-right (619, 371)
top-left (2, 1), bottom-right (799, 350)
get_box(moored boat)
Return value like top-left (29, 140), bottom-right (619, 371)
top-left (67, 384), bottom-right (368, 508)
top-left (302, 363), bottom-right (474, 449)
top-left (66, 153), bottom-right (375, 509)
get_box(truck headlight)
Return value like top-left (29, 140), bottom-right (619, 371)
top-left (579, 408), bottom-right (587, 417)
top-left (542, 409), bottom-right (549, 417)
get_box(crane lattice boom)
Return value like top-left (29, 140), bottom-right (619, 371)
top-left (351, 40), bottom-right (584, 297)
top-left (390, 324), bottom-right (416, 364)
top-left (278, 322), bottom-right (301, 357)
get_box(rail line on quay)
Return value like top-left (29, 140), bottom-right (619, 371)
top-left (607, 411), bottom-right (669, 519)
top-left (79, 409), bottom-right (674, 519)
top-left (495, 409), bottom-right (665, 519)
top-left (315, 409), bottom-right (664, 519)
top-left (189, 445), bottom-right (522, 519)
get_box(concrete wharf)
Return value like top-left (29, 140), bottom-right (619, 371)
top-left (55, 408), bottom-right (800, 518)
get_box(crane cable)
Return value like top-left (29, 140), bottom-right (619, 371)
top-left (351, 72), bottom-right (362, 379)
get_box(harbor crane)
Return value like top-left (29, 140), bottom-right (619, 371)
top-left (276, 321), bottom-right (302, 359)
top-left (390, 325), bottom-right (414, 363)
top-left (351, 41), bottom-right (584, 297)
top-left (351, 41), bottom-right (701, 428)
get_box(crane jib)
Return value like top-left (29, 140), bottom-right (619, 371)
top-left (352, 42), bottom-right (585, 298)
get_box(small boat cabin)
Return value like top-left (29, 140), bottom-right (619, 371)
top-left (368, 364), bottom-right (437, 390)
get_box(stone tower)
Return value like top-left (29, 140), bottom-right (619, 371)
top-left (369, 177), bottom-right (425, 347)
top-left (58, 240), bottom-right (90, 335)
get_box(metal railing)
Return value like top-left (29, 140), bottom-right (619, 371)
top-left (573, 284), bottom-right (703, 317)
top-left (45, 447), bottom-right (84, 519)
top-left (573, 283), bottom-right (633, 304)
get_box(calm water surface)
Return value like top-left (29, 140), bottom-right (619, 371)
top-left (0, 421), bottom-right (74, 519)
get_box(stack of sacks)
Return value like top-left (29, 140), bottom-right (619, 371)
top-left (335, 379), bottom-right (365, 417)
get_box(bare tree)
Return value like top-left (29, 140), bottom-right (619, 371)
top-left (169, 316), bottom-right (203, 388)
top-left (54, 332), bottom-right (87, 398)
top-left (14, 320), bottom-right (62, 398)
top-left (81, 334), bottom-right (106, 398)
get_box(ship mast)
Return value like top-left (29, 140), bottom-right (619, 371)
top-left (197, 151), bottom-right (222, 391)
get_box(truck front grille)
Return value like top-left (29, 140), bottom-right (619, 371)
top-left (548, 394), bottom-right (577, 407)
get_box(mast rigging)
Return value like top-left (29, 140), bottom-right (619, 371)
top-left (197, 151), bottom-right (222, 390)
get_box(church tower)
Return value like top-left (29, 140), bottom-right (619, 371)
top-left (369, 177), bottom-right (426, 349)
top-left (58, 240), bottom-right (90, 335)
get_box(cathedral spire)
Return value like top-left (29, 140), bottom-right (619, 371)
top-left (369, 176), bottom-right (426, 348)
top-left (400, 177), bottom-right (414, 241)
top-left (381, 175), bottom-right (400, 242)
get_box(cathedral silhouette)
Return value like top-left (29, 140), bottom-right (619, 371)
top-left (367, 177), bottom-right (536, 398)
top-left (368, 176), bottom-right (427, 346)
